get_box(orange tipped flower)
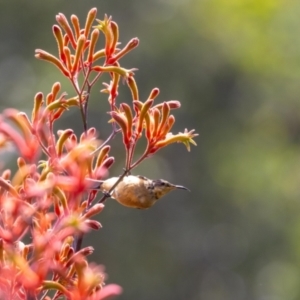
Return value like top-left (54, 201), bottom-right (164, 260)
top-left (153, 100), bottom-right (181, 110)
top-left (95, 145), bottom-right (111, 169)
top-left (72, 34), bottom-right (86, 73)
top-left (127, 76), bottom-right (139, 100)
top-left (87, 29), bottom-right (100, 63)
top-left (84, 8), bottom-right (98, 38)
top-left (35, 49), bottom-right (70, 77)
top-left (148, 87), bottom-right (160, 100)
top-left (136, 99), bottom-right (154, 135)
top-left (56, 12), bottom-right (76, 48)
top-left (109, 37), bottom-right (139, 63)
top-left (53, 25), bottom-right (65, 62)
top-left (94, 15), bottom-right (114, 56)
top-left (71, 14), bottom-right (81, 39)
top-left (110, 111), bottom-right (130, 145)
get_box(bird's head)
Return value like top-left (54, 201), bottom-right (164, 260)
top-left (152, 179), bottom-right (190, 199)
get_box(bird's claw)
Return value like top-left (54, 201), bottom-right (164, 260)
top-left (123, 168), bottom-right (131, 175)
top-left (103, 191), bottom-right (112, 198)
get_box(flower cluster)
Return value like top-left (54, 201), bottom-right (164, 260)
top-left (0, 96), bottom-right (118, 299)
top-left (0, 7), bottom-right (197, 299)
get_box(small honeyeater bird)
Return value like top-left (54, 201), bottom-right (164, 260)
top-left (89, 175), bottom-right (189, 209)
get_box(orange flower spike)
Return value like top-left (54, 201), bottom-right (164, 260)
top-left (108, 72), bottom-right (120, 105)
top-left (67, 248), bottom-right (92, 268)
top-left (46, 93), bottom-right (53, 107)
top-left (56, 129), bottom-right (74, 157)
top-left (147, 113), bottom-right (155, 139)
top-left (66, 244), bottom-right (75, 262)
top-left (35, 49), bottom-right (70, 77)
top-left (84, 219), bottom-right (102, 230)
top-left (87, 189), bottom-right (98, 205)
top-left (153, 100), bottom-right (181, 110)
top-left (51, 96), bottom-right (78, 121)
top-left (120, 103), bottom-right (133, 141)
top-left (65, 241), bottom-right (75, 257)
top-left (127, 76), bottom-right (139, 101)
top-left (63, 33), bottom-right (70, 46)
top-left (95, 15), bottom-right (113, 56)
top-left (86, 156), bottom-right (94, 177)
top-left (4, 109), bottom-right (32, 142)
top-left (0, 178), bottom-right (19, 198)
top-left (52, 25), bottom-right (65, 63)
top-left (17, 113), bottom-right (34, 136)
top-left (44, 99), bottom-right (66, 113)
top-left (110, 21), bottom-right (119, 55)
top-left (157, 102), bottom-right (170, 136)
top-left (80, 127), bottom-right (97, 142)
top-left (81, 200), bottom-right (88, 212)
top-left (60, 243), bottom-right (71, 262)
top-left (63, 46), bottom-right (72, 70)
top-left (148, 87), bottom-right (160, 100)
top-left (12, 162), bottom-right (31, 187)
top-left (110, 38), bottom-right (139, 64)
top-left (95, 145), bottom-right (111, 169)
top-left (152, 108), bottom-right (161, 138)
top-left (137, 99), bottom-right (154, 135)
top-left (144, 88), bottom-right (160, 140)
top-left (160, 115), bottom-right (175, 138)
top-left (84, 8), bottom-right (97, 38)
top-left (51, 108), bottom-right (65, 122)
top-left (51, 82), bottom-right (61, 104)
top-left (83, 203), bottom-right (104, 219)
top-left (87, 29), bottom-right (99, 64)
top-left (101, 156), bottom-right (115, 170)
top-left (17, 156), bottom-right (26, 169)
top-left (133, 100), bottom-right (143, 115)
top-left (144, 112), bottom-right (152, 140)
top-left (71, 14), bottom-right (81, 39)
top-left (68, 133), bottom-right (78, 148)
top-left (32, 92), bottom-right (44, 124)
top-left (56, 13), bottom-right (76, 49)
top-left (0, 122), bottom-right (31, 160)
top-left (72, 35), bottom-right (86, 73)
top-left (53, 186), bottom-right (69, 214)
top-left (110, 111), bottom-right (129, 145)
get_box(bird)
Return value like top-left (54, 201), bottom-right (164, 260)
top-left (88, 175), bottom-right (189, 209)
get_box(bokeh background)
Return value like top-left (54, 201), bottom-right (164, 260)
top-left (1, 0), bottom-right (300, 299)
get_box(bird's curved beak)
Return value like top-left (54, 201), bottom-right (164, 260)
top-left (174, 185), bottom-right (190, 192)
top-left (85, 178), bottom-right (103, 189)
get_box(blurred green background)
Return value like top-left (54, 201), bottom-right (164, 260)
top-left (1, 0), bottom-right (300, 299)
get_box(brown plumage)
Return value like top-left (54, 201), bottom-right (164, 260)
top-left (95, 175), bottom-right (189, 209)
